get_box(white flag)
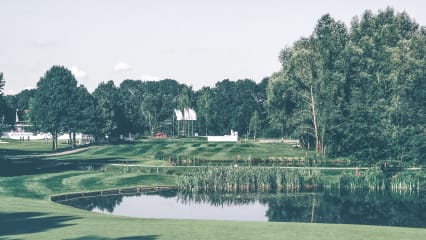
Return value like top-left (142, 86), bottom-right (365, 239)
top-left (184, 108), bottom-right (190, 120)
top-left (189, 108), bottom-right (197, 121)
top-left (15, 109), bottom-right (19, 123)
top-left (174, 109), bottom-right (183, 121)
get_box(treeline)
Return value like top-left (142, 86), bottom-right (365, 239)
top-left (1, 67), bottom-right (268, 149)
top-left (267, 8), bottom-right (426, 163)
top-left (0, 8), bottom-right (425, 164)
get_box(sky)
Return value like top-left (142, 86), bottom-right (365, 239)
top-left (1, 0), bottom-right (425, 94)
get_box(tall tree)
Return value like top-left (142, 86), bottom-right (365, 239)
top-left (118, 80), bottom-right (145, 136)
top-left (0, 72), bottom-right (5, 131)
top-left (177, 85), bottom-right (192, 136)
top-left (266, 71), bottom-right (298, 138)
top-left (267, 8), bottom-right (425, 165)
top-left (0, 72), bottom-right (4, 96)
top-left (31, 66), bottom-right (79, 150)
top-left (70, 85), bottom-right (97, 146)
top-left (140, 79), bottom-right (181, 136)
top-left (342, 8), bottom-right (422, 161)
top-left (312, 14), bottom-right (348, 156)
top-left (210, 79), bottom-right (260, 136)
top-left (92, 80), bottom-right (122, 141)
top-left (196, 87), bottom-right (214, 136)
top-left (249, 110), bottom-right (260, 140)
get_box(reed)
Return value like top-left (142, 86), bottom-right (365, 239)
top-left (178, 166), bottom-right (423, 193)
top-left (178, 167), bottom-right (308, 193)
top-left (390, 171), bottom-right (421, 192)
top-left (339, 168), bottom-right (385, 191)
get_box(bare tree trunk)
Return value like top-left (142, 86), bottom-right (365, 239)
top-left (205, 113), bottom-right (208, 137)
top-left (52, 133), bottom-right (55, 151)
top-left (321, 127), bottom-right (326, 158)
top-left (69, 132), bottom-right (72, 147)
top-left (52, 130), bottom-right (58, 151)
top-left (310, 85), bottom-right (320, 153)
top-left (73, 132), bottom-right (76, 148)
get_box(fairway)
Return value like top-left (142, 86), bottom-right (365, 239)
top-left (1, 140), bottom-right (425, 239)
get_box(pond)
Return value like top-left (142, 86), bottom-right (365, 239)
top-left (54, 189), bottom-right (426, 228)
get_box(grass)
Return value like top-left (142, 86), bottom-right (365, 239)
top-left (49, 138), bottom-right (307, 163)
top-left (1, 139), bottom-right (425, 239)
top-left (0, 138), bottom-right (70, 155)
top-left (2, 195), bottom-right (425, 240)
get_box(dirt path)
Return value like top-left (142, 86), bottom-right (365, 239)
top-left (40, 146), bottom-right (95, 157)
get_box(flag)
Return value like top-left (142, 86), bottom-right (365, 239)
top-left (174, 109), bottom-right (183, 121)
top-left (189, 108), bottom-right (197, 121)
top-left (15, 109), bottom-right (19, 123)
top-left (184, 108), bottom-right (190, 120)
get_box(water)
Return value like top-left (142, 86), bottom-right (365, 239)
top-left (55, 189), bottom-right (426, 227)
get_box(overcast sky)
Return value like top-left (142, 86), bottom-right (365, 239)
top-left (1, 0), bottom-right (425, 94)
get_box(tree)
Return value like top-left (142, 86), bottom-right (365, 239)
top-left (92, 80), bottom-right (122, 141)
top-left (70, 85), bottom-right (97, 146)
top-left (312, 14), bottom-right (348, 157)
top-left (1, 89), bottom-right (36, 127)
top-left (177, 85), bottom-right (192, 136)
top-left (31, 66), bottom-right (79, 150)
top-left (210, 79), bottom-right (260, 136)
top-left (0, 72), bottom-right (4, 97)
top-left (266, 71), bottom-right (298, 138)
top-left (249, 110), bottom-right (260, 141)
top-left (282, 38), bottom-right (323, 153)
top-left (0, 72), bottom-right (4, 95)
top-left (118, 80), bottom-right (145, 136)
top-left (341, 8), bottom-right (422, 162)
top-left (140, 79), bottom-right (182, 136)
top-left (196, 87), bottom-right (213, 136)
top-left (0, 72), bottom-right (5, 132)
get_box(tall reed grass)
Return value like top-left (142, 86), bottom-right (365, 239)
top-left (177, 167), bottom-right (416, 193)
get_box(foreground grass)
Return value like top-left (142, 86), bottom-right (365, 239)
top-left (1, 140), bottom-right (425, 239)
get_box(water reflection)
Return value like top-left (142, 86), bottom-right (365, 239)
top-left (55, 190), bottom-right (426, 227)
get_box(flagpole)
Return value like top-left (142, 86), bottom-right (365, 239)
top-left (172, 111), bottom-right (175, 137)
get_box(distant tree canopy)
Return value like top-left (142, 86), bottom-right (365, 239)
top-left (0, 72), bottom-right (4, 95)
top-left (3, 8), bottom-right (425, 165)
top-left (3, 89), bottom-right (36, 125)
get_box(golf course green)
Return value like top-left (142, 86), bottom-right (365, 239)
top-left (1, 139), bottom-right (425, 240)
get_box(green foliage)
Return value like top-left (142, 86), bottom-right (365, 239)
top-left (92, 80), bottom-right (121, 140)
top-left (249, 110), bottom-right (260, 140)
top-left (0, 72), bottom-right (4, 125)
top-left (195, 86), bottom-right (214, 136)
top-left (118, 80), bottom-right (145, 135)
top-left (178, 167), bottom-right (306, 193)
top-left (267, 8), bottom-right (426, 164)
top-left (390, 171), bottom-right (421, 192)
top-left (0, 72), bottom-right (4, 95)
top-left (31, 66), bottom-right (80, 150)
top-left (6, 8), bottom-right (425, 165)
top-left (207, 79), bottom-right (266, 136)
top-left (340, 168), bottom-right (385, 191)
top-left (140, 79), bottom-right (183, 135)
